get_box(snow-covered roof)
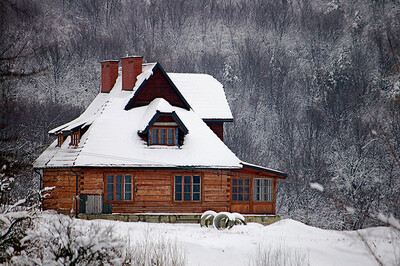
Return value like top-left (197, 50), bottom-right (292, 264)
top-left (48, 62), bottom-right (232, 139)
top-left (35, 62), bottom-right (285, 175)
top-left (128, 62), bottom-right (232, 120)
top-left (132, 63), bottom-right (157, 92)
top-left (167, 73), bottom-right (233, 120)
top-left (48, 93), bottom-right (108, 135)
top-left (34, 74), bottom-right (241, 169)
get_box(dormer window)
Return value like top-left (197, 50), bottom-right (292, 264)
top-left (71, 131), bottom-right (80, 146)
top-left (139, 110), bottom-right (188, 147)
top-left (150, 127), bottom-right (177, 146)
top-left (57, 134), bottom-right (65, 147)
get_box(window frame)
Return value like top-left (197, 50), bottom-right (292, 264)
top-left (173, 174), bottom-right (202, 202)
top-left (253, 178), bottom-right (274, 202)
top-left (70, 131), bottom-right (80, 146)
top-left (57, 134), bottom-right (65, 147)
top-left (231, 178), bottom-right (250, 202)
top-left (105, 174), bottom-right (134, 202)
top-left (149, 126), bottom-right (177, 146)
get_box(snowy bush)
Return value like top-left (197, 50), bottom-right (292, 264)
top-left (10, 214), bottom-right (129, 265)
top-left (250, 242), bottom-right (309, 266)
top-left (0, 166), bottom-right (14, 204)
top-left (129, 226), bottom-right (187, 266)
top-left (7, 213), bottom-right (187, 266)
top-left (0, 183), bottom-right (58, 263)
top-left (0, 200), bottom-right (33, 264)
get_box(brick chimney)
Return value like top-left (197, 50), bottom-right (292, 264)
top-left (121, 56), bottom-right (143, 91)
top-left (101, 60), bottom-right (119, 93)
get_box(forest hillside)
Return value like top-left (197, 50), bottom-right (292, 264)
top-left (1, 0), bottom-right (399, 229)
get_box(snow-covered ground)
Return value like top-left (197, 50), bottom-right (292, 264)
top-left (83, 218), bottom-right (399, 266)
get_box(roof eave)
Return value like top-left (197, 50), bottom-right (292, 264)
top-left (203, 118), bottom-right (234, 123)
top-left (240, 162), bottom-right (287, 178)
top-left (34, 165), bottom-right (242, 171)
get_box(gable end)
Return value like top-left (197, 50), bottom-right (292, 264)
top-left (125, 63), bottom-right (191, 111)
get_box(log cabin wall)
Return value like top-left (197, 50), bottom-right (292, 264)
top-left (42, 168), bottom-right (81, 214)
top-left (81, 168), bottom-right (231, 214)
top-left (228, 168), bottom-right (281, 214)
top-left (42, 167), bottom-right (280, 215)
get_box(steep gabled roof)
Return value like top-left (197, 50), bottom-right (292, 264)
top-left (35, 61), bottom-right (286, 176)
top-left (34, 81), bottom-right (241, 169)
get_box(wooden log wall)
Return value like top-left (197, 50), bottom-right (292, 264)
top-left (80, 169), bottom-right (231, 214)
top-left (42, 168), bottom-right (78, 213)
top-left (42, 167), bottom-right (281, 215)
top-left (228, 167), bottom-right (282, 214)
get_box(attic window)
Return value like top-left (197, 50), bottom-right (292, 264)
top-left (70, 131), bottom-right (80, 146)
top-left (149, 127), bottom-right (177, 146)
top-left (140, 111), bottom-right (187, 147)
top-left (57, 134), bottom-right (64, 147)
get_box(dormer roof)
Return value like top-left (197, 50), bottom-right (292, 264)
top-left (140, 111), bottom-right (188, 136)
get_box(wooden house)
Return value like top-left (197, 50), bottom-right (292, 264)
top-left (34, 56), bottom-right (287, 216)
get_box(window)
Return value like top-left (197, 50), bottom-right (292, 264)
top-left (253, 179), bottom-right (273, 202)
top-left (150, 127), bottom-right (177, 146)
top-left (71, 131), bottom-right (80, 146)
top-left (57, 134), bottom-right (64, 147)
top-left (106, 174), bottom-right (133, 201)
top-left (167, 128), bottom-right (175, 145)
top-left (232, 178), bottom-right (249, 201)
top-left (174, 175), bottom-right (201, 202)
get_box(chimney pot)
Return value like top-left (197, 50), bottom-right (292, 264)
top-left (121, 56), bottom-right (143, 91)
top-left (100, 60), bottom-right (119, 93)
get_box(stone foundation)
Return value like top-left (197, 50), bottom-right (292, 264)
top-left (77, 213), bottom-right (281, 225)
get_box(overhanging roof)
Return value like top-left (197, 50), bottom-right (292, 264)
top-left (240, 162), bottom-right (287, 178)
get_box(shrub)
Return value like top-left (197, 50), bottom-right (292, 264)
top-left (8, 213), bottom-right (187, 266)
top-left (128, 225), bottom-right (187, 266)
top-left (250, 242), bottom-right (309, 266)
top-left (0, 200), bottom-right (33, 264)
top-left (11, 214), bottom-right (127, 265)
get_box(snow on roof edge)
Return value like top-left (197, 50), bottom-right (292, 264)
top-left (48, 93), bottom-right (110, 135)
top-left (240, 161), bottom-right (287, 177)
top-left (33, 164), bottom-right (242, 170)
